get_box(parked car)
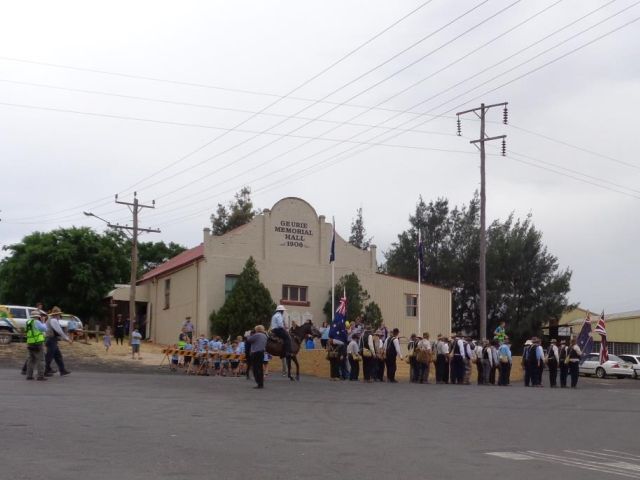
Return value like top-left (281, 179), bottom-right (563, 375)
top-left (579, 353), bottom-right (634, 379)
top-left (0, 317), bottom-right (20, 344)
top-left (0, 305), bottom-right (83, 333)
top-left (618, 355), bottom-right (640, 379)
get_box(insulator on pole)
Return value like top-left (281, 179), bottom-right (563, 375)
top-left (503, 106), bottom-right (508, 125)
top-left (501, 138), bottom-right (506, 156)
top-left (456, 116), bottom-right (461, 136)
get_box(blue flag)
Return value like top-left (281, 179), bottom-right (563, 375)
top-left (576, 314), bottom-right (593, 356)
top-left (329, 218), bottom-right (336, 263)
top-left (328, 294), bottom-right (348, 344)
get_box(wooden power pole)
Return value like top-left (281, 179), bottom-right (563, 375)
top-left (113, 193), bottom-right (160, 339)
top-left (456, 102), bottom-right (508, 340)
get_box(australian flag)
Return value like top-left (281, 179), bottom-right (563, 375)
top-left (576, 313), bottom-right (594, 356)
top-left (329, 217), bottom-right (336, 263)
top-left (329, 294), bottom-right (348, 344)
top-left (418, 233), bottom-right (428, 280)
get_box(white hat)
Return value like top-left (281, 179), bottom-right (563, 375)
top-left (275, 305), bottom-right (287, 311)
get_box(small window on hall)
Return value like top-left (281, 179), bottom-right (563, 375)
top-left (225, 275), bottom-right (239, 300)
top-left (282, 285), bottom-right (309, 305)
top-left (164, 279), bottom-right (171, 309)
top-left (405, 294), bottom-right (417, 317)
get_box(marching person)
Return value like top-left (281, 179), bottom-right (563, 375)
top-left (558, 339), bottom-right (569, 388)
top-left (407, 333), bottom-right (419, 383)
top-left (481, 340), bottom-right (493, 385)
top-left (374, 330), bottom-right (385, 382)
top-left (497, 337), bottom-right (512, 386)
top-left (526, 337), bottom-right (543, 387)
top-left (489, 340), bottom-right (500, 385)
top-left (270, 305), bottom-right (291, 359)
top-left (416, 332), bottom-right (432, 384)
top-left (568, 337), bottom-right (582, 388)
top-left (25, 311), bottom-right (48, 381)
top-left (547, 339), bottom-right (560, 388)
top-left (451, 333), bottom-right (466, 385)
top-left (522, 339), bottom-right (533, 386)
top-left (44, 306), bottom-right (72, 377)
top-left (383, 328), bottom-right (403, 383)
top-left (347, 334), bottom-right (361, 381)
top-left (246, 325), bottom-right (268, 389)
top-left (435, 334), bottom-right (448, 384)
top-left (328, 338), bottom-right (345, 381)
top-left (360, 327), bottom-right (376, 383)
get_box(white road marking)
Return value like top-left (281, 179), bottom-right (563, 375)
top-left (525, 451), bottom-right (640, 479)
top-left (485, 452), bottom-right (533, 460)
top-left (568, 450), bottom-right (640, 463)
top-left (604, 450), bottom-right (640, 461)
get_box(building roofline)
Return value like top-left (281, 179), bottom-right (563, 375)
top-left (375, 271), bottom-right (452, 293)
top-left (138, 244), bottom-right (205, 284)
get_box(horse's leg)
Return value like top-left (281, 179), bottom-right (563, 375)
top-left (293, 355), bottom-right (300, 381)
top-left (287, 356), bottom-right (294, 381)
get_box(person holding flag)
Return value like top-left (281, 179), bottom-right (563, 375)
top-left (328, 293), bottom-right (348, 380)
top-left (595, 311), bottom-right (609, 364)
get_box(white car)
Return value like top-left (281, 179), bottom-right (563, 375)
top-left (0, 305), bottom-right (83, 333)
top-left (618, 355), bottom-right (640, 379)
top-left (579, 353), bottom-right (634, 379)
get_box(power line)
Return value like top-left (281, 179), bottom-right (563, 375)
top-left (509, 123), bottom-right (640, 171)
top-left (136, 1), bottom-right (517, 202)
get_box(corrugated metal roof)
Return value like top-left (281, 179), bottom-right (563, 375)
top-left (138, 244), bottom-right (204, 283)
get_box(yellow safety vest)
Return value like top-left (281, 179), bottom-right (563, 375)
top-left (26, 319), bottom-right (45, 345)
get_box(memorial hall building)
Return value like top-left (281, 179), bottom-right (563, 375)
top-left (133, 197), bottom-right (452, 345)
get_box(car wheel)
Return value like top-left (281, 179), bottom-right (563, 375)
top-left (634, 371), bottom-right (639, 379)
top-left (0, 332), bottom-right (12, 345)
top-left (596, 367), bottom-right (606, 379)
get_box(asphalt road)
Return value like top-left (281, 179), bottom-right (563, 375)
top-left (2, 368), bottom-right (639, 480)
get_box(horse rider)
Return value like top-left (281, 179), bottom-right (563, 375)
top-left (270, 305), bottom-right (291, 358)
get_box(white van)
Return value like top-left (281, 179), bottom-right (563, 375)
top-left (0, 305), bottom-right (83, 332)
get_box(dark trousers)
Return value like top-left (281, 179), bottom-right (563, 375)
top-left (376, 359), bottom-right (385, 381)
top-left (569, 361), bottom-right (579, 387)
top-left (329, 357), bottom-right (340, 379)
top-left (499, 362), bottom-right (511, 385)
top-left (385, 356), bottom-right (397, 382)
top-left (548, 359), bottom-right (558, 387)
top-left (348, 356), bottom-right (360, 381)
top-left (524, 364), bottom-right (531, 386)
top-left (272, 328), bottom-right (291, 357)
top-left (115, 335), bottom-right (124, 345)
top-left (528, 361), bottom-right (541, 386)
top-left (417, 362), bottom-right (430, 383)
top-left (320, 339), bottom-right (328, 349)
top-left (250, 351), bottom-right (264, 387)
top-left (560, 363), bottom-right (569, 387)
top-left (452, 355), bottom-right (464, 384)
top-left (476, 359), bottom-right (484, 384)
top-left (45, 337), bottom-right (66, 374)
top-left (436, 354), bottom-right (448, 383)
top-left (409, 358), bottom-right (418, 382)
top-left (489, 366), bottom-right (498, 385)
top-left (362, 356), bottom-right (374, 381)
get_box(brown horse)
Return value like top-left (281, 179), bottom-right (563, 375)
top-left (266, 321), bottom-right (319, 381)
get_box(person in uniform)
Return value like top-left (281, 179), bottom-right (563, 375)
top-left (383, 328), bottom-right (403, 383)
top-left (374, 331), bottom-right (385, 382)
top-left (435, 334), bottom-right (449, 384)
top-left (451, 333), bottom-right (466, 385)
top-left (522, 339), bottom-right (533, 386)
top-left (246, 325), bottom-right (268, 389)
top-left (407, 334), bottom-right (419, 383)
top-left (568, 337), bottom-right (582, 388)
top-left (25, 311), bottom-right (48, 381)
top-left (360, 327), bottom-right (376, 383)
top-left (547, 339), bottom-right (559, 388)
top-left (558, 339), bottom-right (569, 388)
top-left (270, 305), bottom-right (291, 358)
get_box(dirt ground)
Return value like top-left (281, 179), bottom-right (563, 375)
top-left (0, 337), bottom-right (168, 374)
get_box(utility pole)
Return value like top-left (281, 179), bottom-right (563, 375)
top-left (456, 102), bottom-right (508, 340)
top-left (85, 192), bottom-right (160, 339)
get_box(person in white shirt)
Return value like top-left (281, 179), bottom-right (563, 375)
top-left (435, 335), bottom-right (450, 384)
top-left (360, 327), bottom-right (377, 383)
top-left (383, 328), bottom-right (403, 383)
top-left (480, 340), bottom-right (493, 385)
top-left (416, 332), bottom-right (432, 384)
top-left (568, 337), bottom-right (582, 388)
top-left (347, 335), bottom-right (360, 381)
top-left (44, 306), bottom-right (72, 377)
top-left (547, 338), bottom-right (560, 388)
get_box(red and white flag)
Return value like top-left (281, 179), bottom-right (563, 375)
top-left (595, 311), bottom-right (608, 364)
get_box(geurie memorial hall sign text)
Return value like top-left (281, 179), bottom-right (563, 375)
top-left (274, 220), bottom-right (313, 248)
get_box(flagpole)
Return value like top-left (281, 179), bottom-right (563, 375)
top-left (331, 217), bottom-right (335, 319)
top-left (417, 229), bottom-right (421, 335)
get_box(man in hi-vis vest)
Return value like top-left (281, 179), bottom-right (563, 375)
top-left (25, 311), bottom-right (48, 381)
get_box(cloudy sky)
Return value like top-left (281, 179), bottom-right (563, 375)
top-left (1, 1), bottom-right (638, 313)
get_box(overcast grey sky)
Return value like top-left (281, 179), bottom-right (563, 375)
top-left (1, 1), bottom-right (638, 313)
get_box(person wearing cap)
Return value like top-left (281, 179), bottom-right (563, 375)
top-left (522, 339), bottom-right (533, 386)
top-left (435, 334), bottom-right (449, 384)
top-left (25, 311), bottom-right (48, 381)
top-left (270, 305), bottom-right (291, 358)
top-left (44, 306), bottom-right (72, 377)
top-left (547, 339), bottom-right (560, 388)
top-left (246, 325), bottom-right (268, 389)
top-left (558, 339), bottom-right (569, 388)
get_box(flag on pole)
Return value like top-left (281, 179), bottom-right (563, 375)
top-left (329, 217), bottom-right (336, 263)
top-left (576, 312), bottom-right (593, 356)
top-left (595, 310), bottom-right (609, 364)
top-left (328, 291), bottom-right (348, 344)
top-left (417, 231), bottom-right (427, 280)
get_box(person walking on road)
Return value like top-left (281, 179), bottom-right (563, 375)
top-left (547, 339), bottom-right (559, 388)
top-left (497, 338), bottom-right (512, 386)
top-left (25, 311), bottom-right (48, 381)
top-left (435, 335), bottom-right (449, 384)
top-left (558, 340), bottom-right (569, 388)
top-left (383, 328), bottom-right (403, 383)
top-left (246, 325), bottom-right (268, 389)
top-left (45, 306), bottom-right (72, 377)
top-left (568, 338), bottom-right (582, 388)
